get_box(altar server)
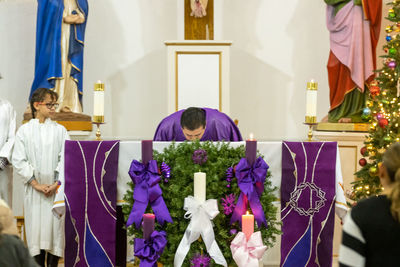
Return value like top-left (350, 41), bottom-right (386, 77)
top-left (339, 142), bottom-right (400, 266)
top-left (0, 98), bottom-right (16, 205)
top-left (12, 88), bottom-right (69, 267)
top-left (154, 107), bottom-right (242, 141)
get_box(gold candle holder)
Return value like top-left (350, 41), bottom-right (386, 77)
top-left (92, 121), bottom-right (104, 141)
top-left (304, 120), bottom-right (317, 142)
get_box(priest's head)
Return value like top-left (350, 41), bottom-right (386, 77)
top-left (180, 107), bottom-right (206, 141)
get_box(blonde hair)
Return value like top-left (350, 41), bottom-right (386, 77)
top-left (0, 204), bottom-right (18, 236)
top-left (382, 142), bottom-right (400, 221)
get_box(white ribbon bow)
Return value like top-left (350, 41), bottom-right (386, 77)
top-left (230, 231), bottom-right (267, 267)
top-left (174, 196), bottom-right (227, 267)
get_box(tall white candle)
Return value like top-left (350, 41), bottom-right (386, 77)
top-left (194, 172), bottom-right (206, 203)
top-left (93, 81), bottom-right (105, 123)
top-left (306, 79), bottom-right (318, 117)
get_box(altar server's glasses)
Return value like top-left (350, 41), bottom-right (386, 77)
top-left (39, 102), bottom-right (59, 109)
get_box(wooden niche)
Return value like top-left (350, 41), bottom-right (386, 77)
top-left (184, 0), bottom-right (214, 40)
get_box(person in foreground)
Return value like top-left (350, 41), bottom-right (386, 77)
top-left (339, 142), bottom-right (400, 267)
top-left (153, 107), bottom-right (242, 141)
top-left (12, 88), bottom-right (69, 267)
top-left (0, 199), bottom-right (39, 267)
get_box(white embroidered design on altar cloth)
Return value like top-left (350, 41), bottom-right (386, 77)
top-left (289, 182), bottom-right (327, 216)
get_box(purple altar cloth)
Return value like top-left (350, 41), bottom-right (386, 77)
top-left (64, 140), bottom-right (120, 267)
top-left (280, 141), bottom-right (336, 267)
top-left (153, 108), bottom-right (242, 141)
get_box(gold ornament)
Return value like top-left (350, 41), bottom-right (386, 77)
top-left (387, 26), bottom-right (393, 33)
top-left (378, 148), bottom-right (386, 154)
top-left (369, 166), bottom-right (378, 176)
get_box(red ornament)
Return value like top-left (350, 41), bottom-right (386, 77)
top-left (379, 118), bottom-right (389, 128)
top-left (359, 158), bottom-right (367, 166)
top-left (369, 85), bottom-right (380, 96)
top-left (360, 147), bottom-right (368, 156)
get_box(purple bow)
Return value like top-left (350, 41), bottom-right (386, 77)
top-left (134, 230), bottom-right (167, 267)
top-left (231, 157), bottom-right (269, 228)
top-left (127, 160), bottom-right (172, 228)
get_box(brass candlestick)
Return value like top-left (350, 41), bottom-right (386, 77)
top-left (304, 116), bottom-right (317, 142)
top-left (92, 115), bottom-right (104, 141)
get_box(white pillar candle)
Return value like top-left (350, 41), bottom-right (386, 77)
top-left (194, 172), bottom-right (206, 203)
top-left (93, 81), bottom-right (105, 123)
top-left (93, 81), bottom-right (104, 116)
top-left (306, 79), bottom-right (318, 118)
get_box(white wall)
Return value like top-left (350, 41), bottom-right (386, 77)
top-left (0, 0), bottom-right (389, 141)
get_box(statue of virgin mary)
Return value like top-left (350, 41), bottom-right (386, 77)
top-left (30, 0), bottom-right (88, 113)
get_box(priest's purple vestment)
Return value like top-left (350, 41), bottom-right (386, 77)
top-left (153, 108), bottom-right (242, 141)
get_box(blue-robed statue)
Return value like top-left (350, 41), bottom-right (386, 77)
top-left (30, 0), bottom-right (88, 113)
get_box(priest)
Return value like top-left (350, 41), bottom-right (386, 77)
top-left (154, 107), bottom-right (242, 141)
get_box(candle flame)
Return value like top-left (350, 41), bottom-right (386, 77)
top-left (249, 133), bottom-right (254, 140)
top-left (246, 211), bottom-right (250, 215)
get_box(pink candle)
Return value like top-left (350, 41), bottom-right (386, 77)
top-left (142, 140), bottom-right (153, 165)
top-left (142, 213), bottom-right (155, 240)
top-left (242, 211), bottom-right (254, 241)
top-left (245, 134), bottom-right (257, 166)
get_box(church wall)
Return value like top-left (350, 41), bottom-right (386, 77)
top-left (0, 0), bottom-right (390, 141)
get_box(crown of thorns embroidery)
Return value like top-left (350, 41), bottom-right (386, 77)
top-left (289, 182), bottom-right (327, 216)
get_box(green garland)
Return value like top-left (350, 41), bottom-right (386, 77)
top-left (122, 141), bottom-right (281, 266)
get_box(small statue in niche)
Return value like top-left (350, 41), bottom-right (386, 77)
top-left (190, 0), bottom-right (208, 18)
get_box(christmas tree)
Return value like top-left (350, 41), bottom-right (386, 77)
top-left (352, 2), bottom-right (400, 201)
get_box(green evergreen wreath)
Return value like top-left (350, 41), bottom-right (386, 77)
top-left (122, 141), bottom-right (281, 266)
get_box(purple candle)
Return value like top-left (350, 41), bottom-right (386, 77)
top-left (245, 134), bottom-right (257, 166)
top-left (142, 213), bottom-right (155, 240)
top-left (141, 140), bottom-right (153, 165)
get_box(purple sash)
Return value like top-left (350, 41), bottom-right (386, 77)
top-left (281, 141), bottom-right (336, 267)
top-left (64, 140), bottom-right (120, 267)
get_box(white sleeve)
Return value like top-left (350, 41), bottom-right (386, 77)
top-left (11, 129), bottom-right (35, 184)
top-left (55, 129), bottom-right (70, 175)
top-left (335, 145), bottom-right (349, 220)
top-left (53, 128), bottom-right (69, 216)
top-left (0, 103), bottom-right (16, 161)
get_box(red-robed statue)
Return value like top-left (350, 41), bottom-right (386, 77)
top-left (324, 0), bottom-right (382, 123)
